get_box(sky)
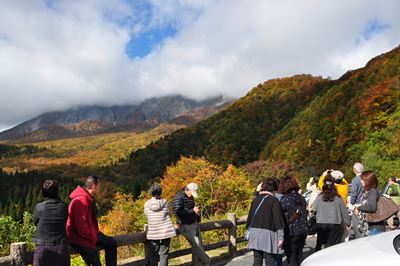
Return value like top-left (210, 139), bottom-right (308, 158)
top-left (0, 0), bottom-right (400, 131)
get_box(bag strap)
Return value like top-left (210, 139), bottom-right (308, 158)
top-left (288, 193), bottom-right (304, 224)
top-left (248, 195), bottom-right (269, 228)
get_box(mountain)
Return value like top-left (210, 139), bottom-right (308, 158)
top-left (262, 46), bottom-right (400, 177)
top-left (128, 45), bottom-right (400, 181)
top-left (0, 95), bottom-right (233, 143)
top-left (129, 75), bottom-right (330, 179)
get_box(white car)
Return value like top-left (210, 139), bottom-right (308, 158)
top-left (301, 230), bottom-right (400, 265)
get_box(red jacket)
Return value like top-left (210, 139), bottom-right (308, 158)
top-left (66, 186), bottom-right (99, 248)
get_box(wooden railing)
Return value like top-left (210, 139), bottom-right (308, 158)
top-left (0, 213), bottom-right (248, 266)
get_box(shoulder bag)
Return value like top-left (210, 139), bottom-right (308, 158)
top-left (365, 195), bottom-right (399, 223)
top-left (245, 195), bottom-right (269, 240)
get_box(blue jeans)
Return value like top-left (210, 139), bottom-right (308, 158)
top-left (274, 253), bottom-right (282, 266)
top-left (368, 227), bottom-right (385, 235)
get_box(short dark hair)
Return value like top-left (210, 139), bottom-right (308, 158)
top-left (261, 178), bottom-right (278, 192)
top-left (85, 175), bottom-right (100, 189)
top-left (149, 183), bottom-right (162, 198)
top-left (361, 171), bottom-right (378, 191)
top-left (42, 180), bottom-right (59, 199)
top-left (389, 176), bottom-right (397, 182)
top-left (278, 176), bottom-right (300, 194)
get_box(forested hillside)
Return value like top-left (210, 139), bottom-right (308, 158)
top-left (264, 46), bottom-right (400, 180)
top-left (129, 46), bottom-right (400, 182)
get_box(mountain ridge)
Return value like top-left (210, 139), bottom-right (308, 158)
top-left (0, 95), bottom-right (234, 143)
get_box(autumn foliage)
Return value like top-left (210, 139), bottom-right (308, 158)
top-left (160, 157), bottom-right (253, 217)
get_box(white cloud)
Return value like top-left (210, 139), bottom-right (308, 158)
top-left (0, 0), bottom-right (399, 127)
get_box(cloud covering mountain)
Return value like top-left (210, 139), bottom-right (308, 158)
top-left (1, 0), bottom-right (400, 129)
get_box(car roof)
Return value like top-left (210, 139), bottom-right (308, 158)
top-left (302, 230), bottom-right (400, 265)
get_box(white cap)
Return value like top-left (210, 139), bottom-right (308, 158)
top-left (331, 170), bottom-right (344, 180)
top-left (186, 183), bottom-right (199, 198)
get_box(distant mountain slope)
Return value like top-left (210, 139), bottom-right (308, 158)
top-left (129, 75), bottom-right (329, 179)
top-left (0, 95), bottom-right (233, 143)
top-left (128, 45), bottom-right (400, 180)
top-left (262, 46), bottom-right (400, 177)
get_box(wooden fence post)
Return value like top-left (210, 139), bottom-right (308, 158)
top-left (227, 213), bottom-right (237, 257)
top-left (143, 224), bottom-right (151, 266)
top-left (10, 242), bottom-right (27, 266)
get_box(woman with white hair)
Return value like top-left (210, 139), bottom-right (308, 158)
top-left (350, 162), bottom-right (364, 239)
top-left (350, 162), bottom-right (364, 205)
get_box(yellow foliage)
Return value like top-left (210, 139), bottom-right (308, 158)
top-left (160, 157), bottom-right (253, 217)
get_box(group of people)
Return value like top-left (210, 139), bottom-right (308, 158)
top-left (247, 162), bottom-right (400, 266)
top-left (32, 176), bottom-right (209, 266)
top-left (144, 182), bottom-right (211, 266)
top-left (29, 163), bottom-right (400, 266)
top-left (33, 176), bottom-right (117, 266)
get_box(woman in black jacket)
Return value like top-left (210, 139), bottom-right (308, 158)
top-left (279, 176), bottom-right (308, 266)
top-left (247, 178), bottom-right (285, 266)
top-left (355, 171), bottom-right (386, 235)
top-left (33, 180), bottom-right (69, 266)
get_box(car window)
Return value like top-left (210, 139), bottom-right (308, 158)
top-left (394, 234), bottom-right (400, 255)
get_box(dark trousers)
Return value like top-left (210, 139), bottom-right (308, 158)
top-left (315, 223), bottom-right (341, 251)
top-left (252, 249), bottom-right (275, 266)
top-left (284, 234), bottom-right (307, 266)
top-left (70, 232), bottom-right (117, 266)
top-left (148, 238), bottom-right (171, 266)
top-left (274, 253), bottom-right (282, 266)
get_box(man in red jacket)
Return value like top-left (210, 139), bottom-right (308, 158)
top-left (67, 175), bottom-right (117, 266)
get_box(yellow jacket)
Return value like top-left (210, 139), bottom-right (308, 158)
top-left (318, 175), bottom-right (349, 206)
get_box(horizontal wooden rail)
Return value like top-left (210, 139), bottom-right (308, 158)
top-left (0, 214), bottom-right (248, 266)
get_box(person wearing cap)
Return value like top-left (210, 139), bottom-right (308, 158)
top-left (313, 174), bottom-right (351, 251)
top-left (318, 170), bottom-right (350, 242)
top-left (173, 183), bottom-right (210, 265)
top-left (318, 170), bottom-right (349, 206)
top-left (144, 183), bottom-right (176, 266)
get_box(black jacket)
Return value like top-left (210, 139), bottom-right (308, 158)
top-left (173, 190), bottom-right (200, 225)
top-left (246, 194), bottom-right (285, 231)
top-left (33, 198), bottom-right (68, 245)
top-left (280, 192), bottom-right (309, 236)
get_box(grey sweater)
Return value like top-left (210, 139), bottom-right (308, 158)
top-left (313, 194), bottom-right (351, 225)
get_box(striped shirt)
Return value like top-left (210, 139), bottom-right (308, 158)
top-left (144, 198), bottom-right (177, 240)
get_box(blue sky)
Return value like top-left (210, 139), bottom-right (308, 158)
top-left (361, 19), bottom-right (391, 42)
top-left (126, 24), bottom-right (177, 58)
top-left (0, 0), bottom-right (400, 130)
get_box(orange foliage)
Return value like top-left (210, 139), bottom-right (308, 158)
top-left (160, 157), bottom-right (252, 216)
